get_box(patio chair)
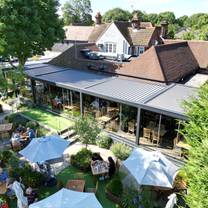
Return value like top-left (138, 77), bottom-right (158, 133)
top-left (86, 181), bottom-right (98, 194)
top-left (152, 130), bottom-right (160, 145)
top-left (143, 128), bottom-right (151, 140)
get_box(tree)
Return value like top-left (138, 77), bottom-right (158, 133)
top-left (0, 0), bottom-right (65, 69)
top-left (132, 10), bottom-right (148, 22)
top-left (103, 8), bottom-right (132, 23)
top-left (158, 11), bottom-right (176, 24)
top-left (62, 0), bottom-right (93, 26)
top-left (182, 31), bottom-right (195, 40)
top-left (147, 13), bottom-right (159, 25)
top-left (75, 115), bottom-right (100, 147)
top-left (176, 15), bottom-right (189, 27)
top-left (181, 83), bottom-right (208, 208)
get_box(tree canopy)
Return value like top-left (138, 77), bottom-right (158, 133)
top-left (181, 83), bottom-right (208, 207)
top-left (62, 0), bottom-right (93, 26)
top-left (0, 0), bottom-right (65, 68)
top-left (102, 8), bottom-right (132, 23)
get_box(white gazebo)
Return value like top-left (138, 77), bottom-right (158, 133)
top-left (29, 188), bottom-right (102, 208)
top-left (122, 148), bottom-right (179, 189)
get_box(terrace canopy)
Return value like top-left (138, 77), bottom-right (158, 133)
top-left (19, 135), bottom-right (69, 163)
top-left (29, 188), bottom-right (102, 208)
top-left (122, 148), bottom-right (179, 189)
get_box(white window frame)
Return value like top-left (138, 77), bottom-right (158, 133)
top-left (105, 42), bottom-right (116, 53)
top-left (139, 46), bottom-right (145, 55)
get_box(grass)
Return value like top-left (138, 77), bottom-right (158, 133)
top-left (21, 107), bottom-right (74, 131)
top-left (8, 166), bottom-right (116, 208)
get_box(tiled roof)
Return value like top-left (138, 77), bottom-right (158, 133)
top-left (64, 26), bottom-right (94, 41)
top-left (88, 24), bottom-right (110, 42)
top-left (49, 42), bottom-right (199, 84)
top-left (164, 39), bottom-right (208, 69)
top-left (114, 21), bottom-right (158, 46)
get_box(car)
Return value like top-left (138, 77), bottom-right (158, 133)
top-left (88, 52), bottom-right (105, 60)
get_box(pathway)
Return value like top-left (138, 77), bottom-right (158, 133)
top-left (0, 101), bottom-right (13, 123)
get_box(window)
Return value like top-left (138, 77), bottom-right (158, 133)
top-left (139, 47), bottom-right (145, 55)
top-left (105, 43), bottom-right (116, 53)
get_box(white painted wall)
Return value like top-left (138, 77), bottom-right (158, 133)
top-left (96, 23), bottom-right (130, 56)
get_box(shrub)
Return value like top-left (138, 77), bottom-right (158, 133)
top-left (96, 132), bottom-right (113, 149)
top-left (71, 148), bottom-right (93, 172)
top-left (110, 143), bottom-right (132, 160)
top-left (0, 150), bottom-right (15, 167)
top-left (106, 177), bottom-right (123, 197)
top-left (26, 121), bottom-right (39, 129)
top-left (121, 188), bottom-right (140, 208)
top-left (5, 113), bottom-right (28, 128)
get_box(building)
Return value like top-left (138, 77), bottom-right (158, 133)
top-left (63, 13), bottom-right (164, 57)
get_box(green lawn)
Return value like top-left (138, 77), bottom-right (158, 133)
top-left (8, 166), bottom-right (116, 208)
top-left (21, 107), bottom-right (74, 131)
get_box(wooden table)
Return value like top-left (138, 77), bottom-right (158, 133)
top-left (66, 180), bottom-right (85, 192)
top-left (96, 116), bottom-right (112, 124)
top-left (91, 160), bottom-right (109, 176)
top-left (0, 183), bottom-right (7, 195)
top-left (176, 141), bottom-right (191, 150)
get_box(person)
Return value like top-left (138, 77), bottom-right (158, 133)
top-left (10, 132), bottom-right (21, 149)
top-left (26, 127), bottom-right (36, 140)
top-left (25, 187), bottom-right (38, 205)
top-left (108, 157), bottom-right (116, 178)
top-left (0, 168), bottom-right (8, 185)
top-left (16, 124), bottom-right (25, 134)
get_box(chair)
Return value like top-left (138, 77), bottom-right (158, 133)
top-left (143, 128), bottom-right (151, 140)
top-left (152, 130), bottom-right (160, 145)
top-left (128, 122), bottom-right (135, 134)
top-left (86, 181), bottom-right (98, 194)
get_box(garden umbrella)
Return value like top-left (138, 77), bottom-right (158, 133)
top-left (123, 148), bottom-right (179, 189)
top-left (12, 181), bottom-right (28, 208)
top-left (19, 135), bottom-right (69, 163)
top-left (29, 188), bottom-right (102, 208)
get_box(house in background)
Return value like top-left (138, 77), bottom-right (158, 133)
top-left (94, 13), bottom-right (164, 57)
top-left (63, 12), bottom-right (165, 57)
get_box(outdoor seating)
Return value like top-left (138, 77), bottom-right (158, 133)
top-left (143, 128), bottom-right (151, 140)
top-left (66, 179), bottom-right (85, 192)
top-left (128, 122), bottom-right (135, 134)
top-left (91, 160), bottom-right (109, 176)
top-left (152, 130), bottom-right (160, 145)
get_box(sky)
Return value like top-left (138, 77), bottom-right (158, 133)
top-left (59, 0), bottom-right (208, 18)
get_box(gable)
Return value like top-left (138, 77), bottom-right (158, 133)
top-left (96, 22), bottom-right (130, 45)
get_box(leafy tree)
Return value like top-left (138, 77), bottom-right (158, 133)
top-left (103, 8), bottom-right (132, 23)
top-left (182, 31), bottom-right (195, 40)
top-left (147, 13), bottom-right (159, 25)
top-left (132, 10), bottom-right (148, 22)
top-left (62, 0), bottom-right (93, 26)
top-left (75, 115), bottom-right (100, 147)
top-left (176, 15), bottom-right (189, 27)
top-left (0, 0), bottom-right (65, 69)
top-left (158, 11), bottom-right (176, 24)
top-left (181, 83), bottom-right (208, 208)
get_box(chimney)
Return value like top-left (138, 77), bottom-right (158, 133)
top-left (131, 13), bottom-right (140, 31)
top-left (95, 12), bottom-right (102, 25)
top-left (160, 20), bottom-right (168, 39)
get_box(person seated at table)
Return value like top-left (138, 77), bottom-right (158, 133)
top-left (25, 187), bottom-right (38, 205)
top-left (16, 124), bottom-right (25, 134)
top-left (54, 96), bottom-right (62, 109)
top-left (10, 131), bottom-right (21, 150)
top-left (108, 157), bottom-right (116, 178)
top-left (0, 168), bottom-right (8, 186)
top-left (92, 153), bottom-right (103, 161)
top-left (24, 127), bottom-right (36, 140)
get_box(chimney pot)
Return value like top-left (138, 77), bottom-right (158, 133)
top-left (131, 13), bottom-right (140, 30)
top-left (95, 12), bottom-right (102, 25)
top-left (160, 20), bottom-right (169, 39)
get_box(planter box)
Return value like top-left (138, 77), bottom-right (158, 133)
top-left (106, 190), bottom-right (121, 205)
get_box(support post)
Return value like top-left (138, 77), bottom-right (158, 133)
top-left (157, 114), bottom-right (162, 146)
top-left (136, 107), bottom-right (141, 145)
top-left (119, 104), bottom-right (122, 131)
top-left (80, 92), bottom-right (83, 117)
top-left (31, 79), bottom-right (36, 104)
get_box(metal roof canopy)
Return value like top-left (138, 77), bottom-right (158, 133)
top-left (25, 64), bottom-right (114, 90)
top-left (84, 78), bottom-right (167, 106)
top-left (25, 64), bottom-right (197, 119)
top-left (145, 84), bottom-right (197, 119)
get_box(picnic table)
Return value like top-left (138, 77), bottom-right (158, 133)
top-left (66, 180), bottom-right (85, 192)
top-left (91, 160), bottom-right (109, 176)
